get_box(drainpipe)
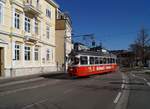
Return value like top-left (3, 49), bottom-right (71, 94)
top-left (10, 6), bottom-right (15, 77)
top-left (64, 29), bottom-right (67, 73)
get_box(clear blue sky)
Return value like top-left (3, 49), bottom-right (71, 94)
top-left (55, 0), bottom-right (150, 50)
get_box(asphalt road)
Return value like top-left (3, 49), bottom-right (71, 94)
top-left (0, 72), bottom-right (124, 109)
top-left (127, 71), bottom-right (150, 109)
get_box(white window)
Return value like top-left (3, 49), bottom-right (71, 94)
top-left (0, 3), bottom-right (3, 24)
top-left (25, 16), bottom-right (30, 32)
top-left (34, 48), bottom-right (39, 61)
top-left (46, 49), bottom-right (50, 61)
top-left (46, 8), bottom-right (51, 18)
top-left (35, 18), bottom-right (38, 34)
top-left (52, 49), bottom-right (53, 61)
top-left (14, 12), bottom-right (20, 29)
top-left (25, 46), bottom-right (31, 61)
top-left (15, 44), bottom-right (20, 60)
top-left (46, 25), bottom-right (50, 39)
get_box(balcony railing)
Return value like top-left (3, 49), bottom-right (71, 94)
top-left (23, 0), bottom-right (41, 15)
top-left (24, 34), bottom-right (38, 43)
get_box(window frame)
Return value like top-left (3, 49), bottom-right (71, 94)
top-left (24, 46), bottom-right (31, 61)
top-left (103, 58), bottom-right (106, 64)
top-left (46, 49), bottom-right (50, 61)
top-left (14, 11), bottom-right (20, 29)
top-left (99, 57), bottom-right (103, 64)
top-left (95, 57), bottom-right (99, 65)
top-left (34, 47), bottom-right (39, 61)
top-left (46, 25), bottom-right (50, 39)
top-left (90, 57), bottom-right (95, 65)
top-left (14, 44), bottom-right (20, 61)
top-left (46, 8), bottom-right (51, 18)
top-left (25, 16), bottom-right (31, 33)
top-left (34, 17), bottom-right (39, 35)
top-left (80, 56), bottom-right (88, 65)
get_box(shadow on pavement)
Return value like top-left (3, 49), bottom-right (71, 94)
top-left (40, 73), bottom-right (90, 80)
top-left (40, 71), bottom-right (119, 80)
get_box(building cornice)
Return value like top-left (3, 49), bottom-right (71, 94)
top-left (0, 31), bottom-right (56, 47)
top-left (39, 40), bottom-right (56, 47)
top-left (0, 39), bottom-right (8, 45)
top-left (10, 0), bottom-right (24, 8)
top-left (45, 0), bottom-right (59, 8)
top-left (0, 30), bottom-right (10, 36)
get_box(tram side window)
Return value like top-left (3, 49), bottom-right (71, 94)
top-left (74, 57), bottom-right (79, 65)
top-left (112, 58), bottom-right (115, 63)
top-left (95, 57), bottom-right (99, 64)
top-left (114, 59), bottom-right (116, 63)
top-left (110, 58), bottom-right (113, 63)
top-left (100, 58), bottom-right (103, 64)
top-left (90, 57), bottom-right (95, 65)
top-left (80, 56), bottom-right (88, 65)
top-left (108, 58), bottom-right (110, 64)
top-left (71, 57), bottom-right (79, 65)
top-left (103, 58), bottom-right (106, 64)
top-left (106, 58), bottom-right (109, 64)
top-left (108, 58), bottom-right (111, 64)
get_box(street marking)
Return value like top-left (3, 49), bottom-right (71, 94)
top-left (144, 78), bottom-right (148, 82)
top-left (121, 84), bottom-right (125, 89)
top-left (114, 92), bottom-right (122, 104)
top-left (132, 74), bottom-right (136, 77)
top-left (0, 77), bottom-right (44, 88)
top-left (123, 80), bottom-right (125, 83)
top-left (147, 82), bottom-right (150, 86)
top-left (131, 74), bottom-right (149, 84)
top-left (22, 99), bottom-right (48, 109)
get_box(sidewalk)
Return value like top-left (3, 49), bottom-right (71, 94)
top-left (0, 71), bottom-right (64, 85)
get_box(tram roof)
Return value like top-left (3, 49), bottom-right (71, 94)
top-left (69, 50), bottom-right (116, 58)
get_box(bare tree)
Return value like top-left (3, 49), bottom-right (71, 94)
top-left (129, 27), bottom-right (150, 66)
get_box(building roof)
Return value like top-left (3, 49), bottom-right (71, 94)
top-left (69, 50), bottom-right (116, 58)
top-left (46, 0), bottom-right (59, 8)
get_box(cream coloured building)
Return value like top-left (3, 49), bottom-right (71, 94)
top-left (56, 10), bottom-right (73, 71)
top-left (0, 0), bottom-right (59, 78)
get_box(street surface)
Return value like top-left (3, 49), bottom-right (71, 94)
top-left (0, 70), bottom-right (150, 109)
top-left (0, 72), bottom-right (123, 109)
top-left (127, 70), bottom-right (150, 109)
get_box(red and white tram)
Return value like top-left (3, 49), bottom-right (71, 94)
top-left (68, 51), bottom-right (118, 77)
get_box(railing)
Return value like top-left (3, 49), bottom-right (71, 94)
top-left (24, 0), bottom-right (41, 13)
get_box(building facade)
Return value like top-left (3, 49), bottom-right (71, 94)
top-left (55, 10), bottom-right (73, 71)
top-left (0, 0), bottom-right (59, 78)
